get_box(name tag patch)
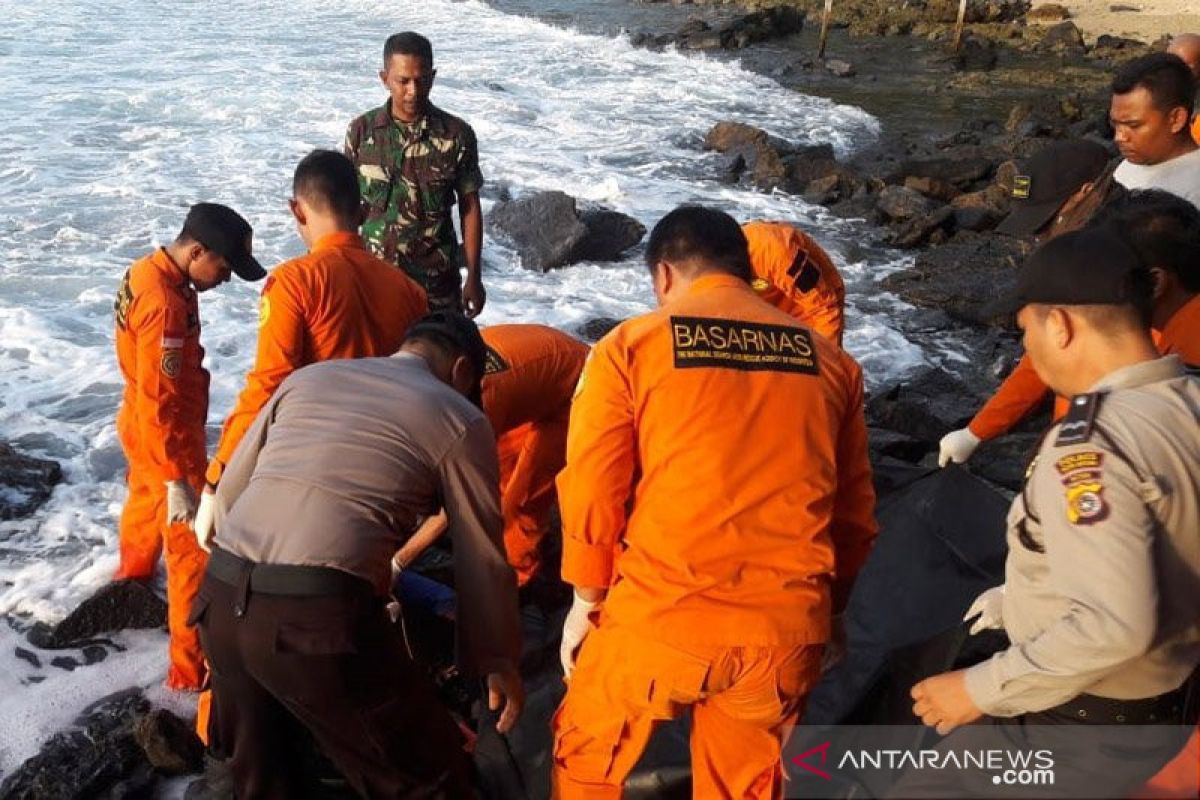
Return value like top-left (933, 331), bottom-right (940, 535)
top-left (670, 316), bottom-right (818, 374)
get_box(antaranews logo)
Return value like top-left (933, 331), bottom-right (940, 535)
top-left (789, 741), bottom-right (1055, 789)
top-left (791, 742), bottom-right (833, 780)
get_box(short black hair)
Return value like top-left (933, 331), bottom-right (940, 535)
top-left (1094, 190), bottom-right (1200, 292)
top-left (293, 150), bottom-right (361, 225)
top-left (645, 206), bottom-right (752, 282)
top-left (1111, 52), bottom-right (1196, 113)
top-left (384, 32), bottom-right (433, 68)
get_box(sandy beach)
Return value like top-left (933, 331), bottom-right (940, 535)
top-left (1036, 0), bottom-right (1200, 42)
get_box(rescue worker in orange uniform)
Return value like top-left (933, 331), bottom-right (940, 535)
top-left (553, 206), bottom-right (878, 799)
top-left (481, 324), bottom-right (589, 585)
top-left (939, 190), bottom-right (1200, 467)
top-left (1165, 34), bottom-right (1200, 145)
top-left (114, 202), bottom-right (265, 690)
top-left (193, 149), bottom-right (428, 546)
top-left (742, 220), bottom-right (846, 346)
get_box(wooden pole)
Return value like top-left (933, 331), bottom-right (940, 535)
top-left (817, 0), bottom-right (833, 59)
top-left (952, 0), bottom-right (968, 50)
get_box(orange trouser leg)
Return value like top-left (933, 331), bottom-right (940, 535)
top-left (196, 688), bottom-right (212, 746)
top-left (499, 418), bottom-right (567, 585)
top-left (116, 467), bottom-right (165, 579)
top-left (552, 624), bottom-right (822, 800)
top-left (164, 513), bottom-right (208, 690)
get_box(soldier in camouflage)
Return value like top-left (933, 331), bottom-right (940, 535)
top-left (345, 31), bottom-right (486, 316)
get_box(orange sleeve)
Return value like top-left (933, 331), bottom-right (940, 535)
top-left (207, 272), bottom-right (307, 485)
top-left (131, 292), bottom-right (199, 483)
top-left (830, 356), bottom-right (877, 612)
top-left (555, 339), bottom-right (635, 589)
top-left (1192, 115), bottom-right (1200, 147)
top-left (967, 354), bottom-right (1050, 441)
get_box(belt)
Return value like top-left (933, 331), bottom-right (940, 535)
top-left (1051, 688), bottom-right (1187, 725)
top-left (206, 547), bottom-right (374, 617)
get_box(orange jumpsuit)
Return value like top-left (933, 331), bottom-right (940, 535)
top-left (205, 231), bottom-right (428, 486)
top-left (114, 248), bottom-right (210, 689)
top-left (553, 273), bottom-right (877, 799)
top-left (1192, 115), bottom-right (1200, 147)
top-left (743, 220), bottom-right (847, 346)
top-left (481, 324), bottom-right (589, 585)
top-left (968, 294), bottom-right (1200, 441)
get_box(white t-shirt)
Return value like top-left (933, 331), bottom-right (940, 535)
top-left (1114, 148), bottom-right (1200, 208)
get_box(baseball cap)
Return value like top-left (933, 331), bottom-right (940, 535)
top-left (405, 311), bottom-right (488, 407)
top-left (990, 225), bottom-right (1151, 316)
top-left (995, 140), bottom-right (1112, 238)
top-left (183, 203), bottom-right (266, 281)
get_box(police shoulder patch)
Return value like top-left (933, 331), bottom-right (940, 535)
top-left (484, 345), bottom-right (509, 375)
top-left (114, 271), bottom-right (134, 330)
top-left (1065, 480), bottom-right (1107, 525)
top-left (670, 316), bottom-right (818, 375)
top-left (1053, 392), bottom-right (1103, 447)
top-left (160, 349), bottom-right (182, 379)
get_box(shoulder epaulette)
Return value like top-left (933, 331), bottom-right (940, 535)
top-left (1053, 392), bottom-right (1104, 447)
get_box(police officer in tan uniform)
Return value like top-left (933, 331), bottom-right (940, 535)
top-left (892, 225), bottom-right (1200, 798)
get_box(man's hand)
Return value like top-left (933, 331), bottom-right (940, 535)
top-left (462, 273), bottom-right (486, 319)
top-left (192, 487), bottom-right (217, 552)
top-left (963, 585), bottom-right (1005, 635)
top-left (938, 428), bottom-right (982, 467)
top-left (165, 480), bottom-right (198, 525)
top-left (560, 590), bottom-right (601, 679)
top-left (487, 668), bottom-right (525, 733)
top-left (911, 670), bottom-right (984, 735)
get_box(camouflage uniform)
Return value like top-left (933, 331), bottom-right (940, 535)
top-left (345, 102), bottom-right (483, 310)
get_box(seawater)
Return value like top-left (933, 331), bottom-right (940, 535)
top-left (0, 0), bottom-right (930, 774)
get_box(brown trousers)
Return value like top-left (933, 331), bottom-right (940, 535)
top-left (192, 573), bottom-right (475, 799)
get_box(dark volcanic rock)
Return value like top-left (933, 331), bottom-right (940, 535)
top-left (879, 231), bottom-right (1031, 327)
top-left (953, 35), bottom-right (998, 72)
top-left (488, 191), bottom-right (644, 272)
top-left (877, 186), bottom-right (937, 222)
top-left (0, 688), bottom-right (153, 799)
top-left (825, 59), bottom-right (857, 77)
top-left (576, 317), bottom-right (624, 342)
top-left (1026, 3), bottom-right (1071, 21)
top-left (0, 441), bottom-right (63, 521)
top-left (1039, 21), bottom-right (1085, 51)
top-left (27, 580), bottom-right (167, 649)
top-left (133, 710), bottom-right (203, 775)
top-left (866, 367), bottom-right (988, 443)
top-left (14, 647), bottom-right (41, 668)
top-left (890, 206), bottom-right (956, 248)
top-left (891, 155), bottom-right (995, 190)
top-left (677, 6), bottom-right (804, 50)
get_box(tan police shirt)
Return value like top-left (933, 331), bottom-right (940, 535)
top-left (212, 352), bottom-right (519, 675)
top-left (965, 356), bottom-right (1200, 716)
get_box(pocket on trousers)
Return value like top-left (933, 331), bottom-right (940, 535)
top-left (552, 703), bottom-right (627, 784)
top-left (274, 622), bottom-right (358, 656)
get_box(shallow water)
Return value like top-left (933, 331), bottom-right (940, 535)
top-left (0, 0), bottom-right (951, 775)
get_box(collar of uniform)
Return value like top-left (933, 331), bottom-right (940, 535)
top-left (1158, 294), bottom-right (1200, 353)
top-left (374, 101), bottom-right (448, 137)
top-left (311, 231), bottom-right (365, 254)
top-left (150, 247), bottom-right (191, 292)
top-left (391, 350), bottom-right (432, 372)
top-left (1087, 355), bottom-right (1185, 393)
top-left (684, 272), bottom-right (750, 296)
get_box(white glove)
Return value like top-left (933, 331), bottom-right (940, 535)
top-left (560, 591), bottom-right (601, 679)
top-left (192, 490), bottom-right (216, 553)
top-left (938, 428), bottom-right (982, 467)
top-left (165, 480), bottom-right (198, 525)
top-left (964, 586), bottom-right (1005, 635)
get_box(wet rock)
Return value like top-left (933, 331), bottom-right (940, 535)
top-left (576, 317), bottom-right (624, 342)
top-left (1093, 33), bottom-right (1144, 50)
top-left (51, 655), bottom-right (80, 671)
top-left (892, 155), bottom-right (994, 189)
top-left (703, 121), bottom-right (794, 191)
top-left (876, 185), bottom-right (937, 222)
top-left (890, 206), bottom-right (956, 248)
top-left (488, 192), bottom-right (644, 272)
top-left (879, 231), bottom-right (1031, 327)
top-left (804, 174), bottom-right (844, 205)
top-left (133, 710), bottom-right (204, 775)
top-left (82, 644), bottom-right (109, 665)
top-left (1026, 3), bottom-right (1070, 22)
top-left (0, 688), bottom-right (153, 799)
top-left (1039, 21), bottom-right (1085, 51)
top-left (825, 59), bottom-right (857, 77)
top-left (866, 366), bottom-right (987, 444)
top-left (0, 440), bottom-right (63, 521)
top-left (676, 6), bottom-right (804, 50)
top-left (950, 183), bottom-right (1011, 219)
top-left (953, 205), bottom-right (1002, 231)
top-left (1107, 5), bottom-right (1139, 13)
top-left (952, 35), bottom-right (998, 72)
top-left (14, 647), bottom-right (41, 668)
top-left (27, 580), bottom-right (167, 649)
top-left (904, 176), bottom-right (960, 202)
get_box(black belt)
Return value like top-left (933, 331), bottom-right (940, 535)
top-left (1050, 687), bottom-right (1187, 725)
top-left (206, 547), bottom-right (374, 618)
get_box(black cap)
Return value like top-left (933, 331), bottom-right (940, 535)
top-left (990, 225), bottom-right (1150, 316)
top-left (183, 203), bottom-right (266, 281)
top-left (405, 311), bottom-right (488, 407)
top-left (995, 141), bottom-right (1112, 238)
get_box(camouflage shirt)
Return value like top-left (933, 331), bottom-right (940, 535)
top-left (344, 102), bottom-right (483, 308)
